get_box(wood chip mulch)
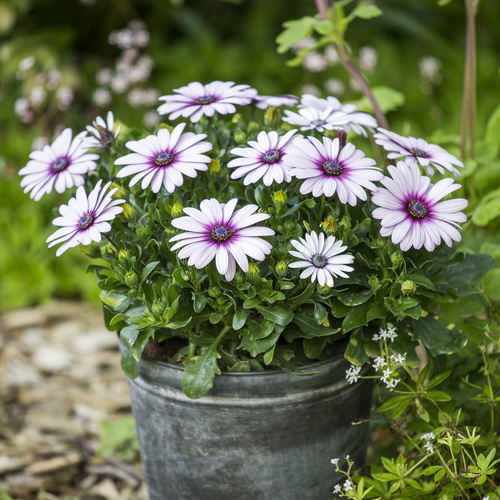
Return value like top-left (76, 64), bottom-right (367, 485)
top-left (0, 301), bottom-right (147, 500)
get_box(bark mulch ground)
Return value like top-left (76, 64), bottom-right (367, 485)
top-left (0, 301), bottom-right (147, 500)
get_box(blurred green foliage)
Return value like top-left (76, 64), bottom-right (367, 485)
top-left (1, 0), bottom-right (500, 309)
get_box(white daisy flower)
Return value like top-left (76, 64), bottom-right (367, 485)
top-left (157, 81), bottom-right (257, 123)
top-left (19, 128), bottom-right (99, 201)
top-left (114, 123), bottom-right (212, 193)
top-left (253, 94), bottom-right (298, 109)
top-left (169, 198), bottom-right (275, 282)
top-left (83, 111), bottom-right (121, 149)
top-left (290, 136), bottom-right (383, 205)
top-left (300, 94), bottom-right (378, 136)
top-left (373, 128), bottom-right (464, 176)
top-left (227, 129), bottom-right (299, 186)
top-left (288, 231), bottom-right (354, 287)
top-left (282, 106), bottom-right (350, 133)
top-left (46, 180), bottom-right (125, 256)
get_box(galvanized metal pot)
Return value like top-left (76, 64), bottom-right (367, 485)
top-left (124, 349), bottom-right (372, 500)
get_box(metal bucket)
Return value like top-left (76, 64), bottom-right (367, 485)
top-left (125, 350), bottom-right (372, 500)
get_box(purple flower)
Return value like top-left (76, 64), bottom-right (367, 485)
top-left (289, 231), bottom-right (354, 287)
top-left (373, 128), bottom-right (464, 176)
top-left (169, 198), bottom-right (274, 281)
top-left (371, 161), bottom-right (468, 251)
top-left (253, 94), bottom-right (298, 109)
top-left (227, 130), bottom-right (299, 186)
top-left (300, 94), bottom-right (378, 137)
top-left (19, 128), bottom-right (99, 201)
top-left (115, 123), bottom-right (212, 193)
top-left (46, 180), bottom-right (125, 256)
top-left (157, 81), bottom-right (257, 123)
top-left (290, 136), bottom-right (383, 205)
top-left (282, 106), bottom-right (350, 133)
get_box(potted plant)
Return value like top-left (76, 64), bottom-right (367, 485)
top-left (18, 80), bottom-right (489, 499)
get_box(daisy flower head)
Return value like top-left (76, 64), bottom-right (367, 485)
top-left (282, 106), bottom-right (350, 133)
top-left (253, 94), bottom-right (298, 110)
top-left (373, 128), bottom-right (464, 176)
top-left (169, 198), bottom-right (275, 281)
top-left (288, 231), bottom-right (354, 287)
top-left (83, 111), bottom-right (121, 149)
top-left (19, 128), bottom-right (99, 201)
top-left (157, 81), bottom-right (257, 123)
top-left (290, 136), bottom-right (383, 205)
top-left (371, 161), bottom-right (468, 252)
top-left (300, 94), bottom-right (378, 136)
top-left (46, 180), bottom-right (125, 257)
top-left (114, 123), bottom-right (212, 193)
top-left (227, 129), bottom-right (299, 186)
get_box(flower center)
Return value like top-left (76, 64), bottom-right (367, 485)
top-left (322, 160), bottom-right (343, 176)
top-left (409, 148), bottom-right (428, 158)
top-left (78, 212), bottom-right (95, 230)
top-left (262, 149), bottom-right (282, 164)
top-left (312, 254), bottom-right (327, 268)
top-left (211, 225), bottom-right (234, 243)
top-left (195, 95), bottom-right (216, 105)
top-left (407, 199), bottom-right (428, 219)
top-left (154, 152), bottom-right (175, 167)
top-left (52, 157), bottom-right (69, 173)
top-left (311, 119), bottom-right (325, 127)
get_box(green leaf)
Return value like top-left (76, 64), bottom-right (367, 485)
top-left (141, 261), bottom-right (160, 283)
top-left (303, 337), bottom-right (329, 359)
top-left (413, 316), bottom-right (467, 356)
top-left (425, 371), bottom-right (451, 390)
top-left (172, 268), bottom-right (190, 288)
top-left (367, 303), bottom-right (385, 322)
top-left (353, 86), bottom-right (405, 114)
top-left (427, 390), bottom-right (452, 402)
top-left (232, 308), bottom-right (250, 330)
top-left (342, 301), bottom-right (371, 333)
top-left (288, 282), bottom-right (316, 307)
top-left (350, 2), bottom-right (382, 19)
top-left (379, 395), bottom-right (412, 412)
top-left (484, 268), bottom-right (500, 301)
top-left (485, 102), bottom-right (500, 147)
top-left (255, 305), bottom-right (293, 326)
top-left (192, 292), bottom-right (208, 313)
top-left (313, 19), bottom-right (334, 35)
top-left (182, 341), bottom-right (222, 399)
top-left (120, 347), bottom-right (140, 379)
top-left (276, 16), bottom-right (317, 54)
top-left (238, 328), bottom-right (281, 357)
top-left (293, 313), bottom-right (341, 338)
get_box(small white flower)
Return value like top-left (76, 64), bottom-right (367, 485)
top-left (373, 356), bottom-right (387, 371)
top-left (420, 432), bottom-right (435, 442)
top-left (386, 326), bottom-right (398, 342)
top-left (372, 333), bottom-right (380, 341)
top-left (289, 231), bottom-right (354, 287)
top-left (345, 365), bottom-right (362, 384)
top-left (84, 111), bottom-right (122, 149)
top-left (423, 441), bottom-right (435, 453)
top-left (333, 484), bottom-right (341, 494)
top-left (385, 378), bottom-right (401, 389)
top-left (390, 353), bottom-right (406, 365)
top-left (331, 458), bottom-right (339, 465)
top-left (343, 479), bottom-right (353, 492)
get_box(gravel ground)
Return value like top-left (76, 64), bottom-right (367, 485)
top-left (0, 301), bottom-right (147, 500)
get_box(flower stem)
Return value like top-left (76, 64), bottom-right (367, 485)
top-left (316, 0), bottom-right (388, 129)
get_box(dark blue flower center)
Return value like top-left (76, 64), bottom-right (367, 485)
top-left (52, 157), bottom-right (69, 173)
top-left (154, 152), bottom-right (175, 167)
top-left (211, 225), bottom-right (234, 243)
top-left (262, 149), bottom-right (282, 164)
top-left (311, 119), bottom-right (325, 127)
top-left (196, 95), bottom-right (216, 105)
top-left (312, 254), bottom-right (327, 268)
top-left (407, 200), bottom-right (428, 219)
top-left (322, 160), bottom-right (343, 176)
top-left (78, 212), bottom-right (95, 230)
top-left (409, 148), bottom-right (428, 158)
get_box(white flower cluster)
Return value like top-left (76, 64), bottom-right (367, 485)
top-left (345, 365), bottom-right (362, 384)
top-left (421, 432), bottom-right (435, 453)
top-left (372, 326), bottom-right (398, 342)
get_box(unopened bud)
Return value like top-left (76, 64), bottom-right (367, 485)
top-left (264, 106), bottom-right (280, 126)
top-left (158, 123), bottom-right (173, 132)
top-left (109, 182), bottom-right (127, 199)
top-left (136, 225), bottom-right (147, 238)
top-left (321, 215), bottom-right (337, 234)
top-left (209, 159), bottom-right (221, 175)
top-left (401, 280), bottom-right (417, 296)
top-left (273, 190), bottom-right (287, 205)
top-left (208, 286), bottom-right (221, 299)
top-left (233, 129), bottom-right (247, 144)
top-left (171, 202), bottom-right (183, 218)
top-left (391, 250), bottom-right (403, 269)
top-left (368, 275), bottom-right (380, 292)
top-left (247, 263), bottom-right (260, 277)
top-left (248, 121), bottom-right (260, 134)
top-left (151, 299), bottom-right (166, 316)
top-left (231, 113), bottom-right (243, 124)
top-left (118, 249), bottom-right (130, 265)
top-left (122, 203), bottom-right (134, 219)
top-left (284, 219), bottom-right (296, 233)
top-left (276, 261), bottom-right (288, 277)
top-left (125, 271), bottom-right (138, 288)
top-left (81, 244), bottom-right (101, 259)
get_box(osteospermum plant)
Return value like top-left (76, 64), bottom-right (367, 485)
top-left (20, 83), bottom-right (493, 398)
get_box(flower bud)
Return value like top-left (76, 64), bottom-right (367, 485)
top-left (401, 280), bottom-right (417, 296)
top-left (275, 261), bottom-right (288, 277)
top-left (151, 299), bottom-right (166, 316)
top-left (233, 129), bottom-right (247, 144)
top-left (208, 159), bottom-right (221, 175)
top-left (231, 113), bottom-right (243, 124)
top-left (247, 263), bottom-right (260, 277)
top-left (122, 203), bottom-right (134, 219)
top-left (248, 121), bottom-right (260, 134)
top-left (284, 219), bottom-right (296, 233)
top-left (81, 244), bottom-right (101, 259)
top-left (109, 182), bottom-right (127, 199)
top-left (391, 250), bottom-right (403, 269)
top-left (273, 190), bottom-right (287, 205)
top-left (125, 271), bottom-right (138, 288)
top-left (208, 286), bottom-right (221, 299)
top-left (118, 249), bottom-right (130, 265)
top-left (264, 106), bottom-right (280, 126)
top-left (339, 216), bottom-right (351, 231)
top-left (171, 202), bottom-right (183, 218)
top-left (321, 215), bottom-right (337, 234)
top-left (368, 275), bottom-right (379, 291)
top-left (136, 225), bottom-right (147, 238)
top-left (158, 123), bottom-right (174, 132)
